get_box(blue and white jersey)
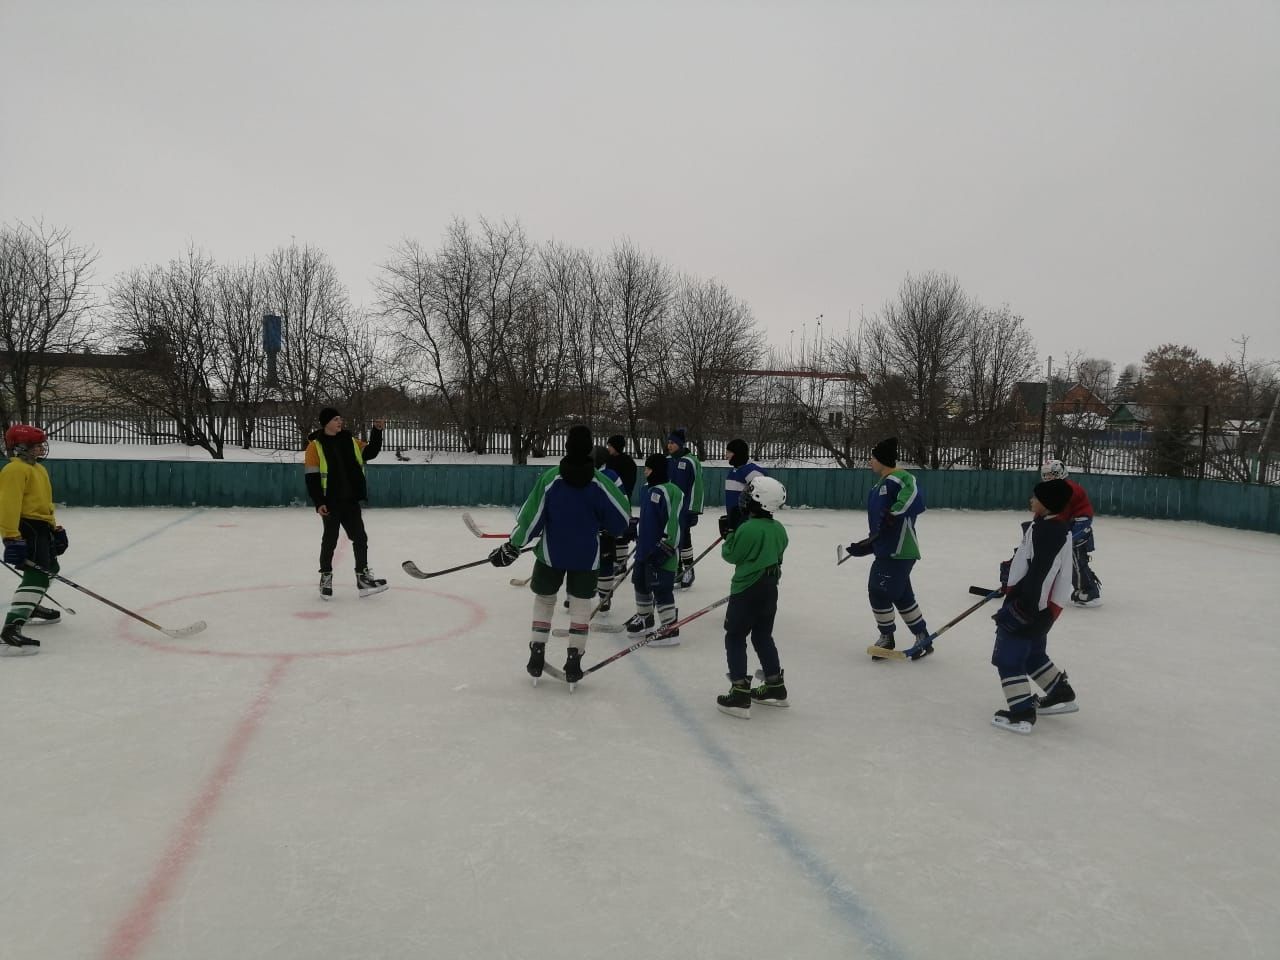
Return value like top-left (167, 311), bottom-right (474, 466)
top-left (724, 460), bottom-right (767, 519)
top-left (637, 481), bottom-right (683, 573)
top-left (509, 466), bottom-right (631, 570)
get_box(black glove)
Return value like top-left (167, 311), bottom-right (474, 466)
top-left (53, 526), bottom-right (69, 556)
top-left (994, 599), bottom-right (1034, 633)
top-left (648, 540), bottom-right (676, 566)
top-left (488, 542), bottom-right (520, 567)
top-left (619, 516), bottom-right (638, 545)
top-left (717, 515), bottom-right (732, 538)
top-left (688, 512), bottom-right (700, 527)
top-left (846, 538), bottom-right (873, 558)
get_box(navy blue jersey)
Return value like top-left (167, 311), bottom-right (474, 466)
top-left (636, 481), bottom-right (683, 573)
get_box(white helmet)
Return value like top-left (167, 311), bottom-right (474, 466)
top-left (1041, 459), bottom-right (1068, 481)
top-left (744, 475), bottom-right (786, 514)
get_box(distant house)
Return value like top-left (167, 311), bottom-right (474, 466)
top-left (1108, 402), bottom-right (1150, 428)
top-left (1010, 382), bottom-right (1047, 424)
top-left (1049, 383), bottom-right (1110, 417)
top-left (0, 350), bottom-right (156, 404)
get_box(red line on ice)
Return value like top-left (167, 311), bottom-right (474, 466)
top-left (99, 656), bottom-right (294, 960)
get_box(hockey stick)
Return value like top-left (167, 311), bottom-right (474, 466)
top-left (543, 594), bottom-right (732, 683)
top-left (867, 588), bottom-right (1001, 660)
top-left (509, 575), bottom-right (532, 587)
top-left (21, 560), bottom-right (205, 638)
top-left (402, 546), bottom-right (534, 580)
top-left (3, 561), bottom-right (76, 614)
top-left (589, 535), bottom-right (724, 633)
top-left (461, 512), bottom-right (508, 539)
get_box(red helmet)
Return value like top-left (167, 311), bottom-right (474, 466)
top-left (5, 424), bottom-right (47, 452)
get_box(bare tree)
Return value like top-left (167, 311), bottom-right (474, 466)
top-left (328, 308), bottom-right (393, 436)
top-left (958, 306), bottom-right (1038, 468)
top-left (209, 260), bottom-right (272, 449)
top-left (861, 271), bottom-right (973, 468)
top-left (593, 240), bottom-right (673, 450)
top-left (0, 221), bottom-right (98, 425)
top-left (541, 242), bottom-right (601, 422)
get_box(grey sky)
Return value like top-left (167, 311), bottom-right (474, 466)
top-left (3, 0), bottom-right (1277, 374)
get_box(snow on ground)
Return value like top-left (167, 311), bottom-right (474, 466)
top-left (2, 505), bottom-right (1277, 960)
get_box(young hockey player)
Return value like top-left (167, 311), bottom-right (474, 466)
top-left (304, 408), bottom-right (387, 599)
top-left (605, 434), bottom-right (638, 584)
top-left (1041, 459), bottom-right (1101, 606)
top-left (1, 425), bottom-right (66, 656)
top-left (592, 445), bottom-right (630, 612)
top-left (722, 438), bottom-right (767, 532)
top-left (845, 437), bottom-right (932, 659)
top-left (990, 478), bottom-right (1080, 734)
top-left (666, 428), bottom-right (704, 588)
top-left (490, 425), bottom-right (631, 683)
top-left (715, 476), bottom-right (790, 718)
top-left (622, 453), bottom-right (684, 646)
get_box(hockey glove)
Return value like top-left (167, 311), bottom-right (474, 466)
top-left (846, 538), bottom-right (874, 558)
top-left (993, 599), bottom-right (1034, 634)
top-left (648, 540), bottom-right (677, 567)
top-left (619, 516), bottom-right (638, 545)
top-left (488, 542), bottom-right (521, 568)
top-left (687, 512), bottom-right (700, 527)
top-left (53, 526), bottom-right (68, 556)
top-left (717, 515), bottom-right (733, 539)
top-left (3, 538), bottom-right (27, 566)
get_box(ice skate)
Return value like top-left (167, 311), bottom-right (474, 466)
top-left (625, 612), bottom-right (654, 635)
top-left (717, 679), bottom-right (751, 718)
top-left (678, 565), bottom-right (695, 589)
top-left (991, 707), bottom-right (1036, 735)
top-left (750, 670), bottom-right (788, 707)
top-left (356, 568), bottom-right (388, 598)
top-left (0, 621), bottom-right (39, 657)
top-left (527, 641), bottom-right (545, 683)
top-left (564, 647), bottom-right (584, 685)
top-left (319, 571), bottom-right (333, 600)
top-left (26, 605), bottom-right (61, 626)
top-left (1038, 677), bottom-right (1079, 715)
top-left (870, 634), bottom-right (895, 660)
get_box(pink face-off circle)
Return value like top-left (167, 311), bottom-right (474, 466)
top-left (118, 584), bottom-right (488, 659)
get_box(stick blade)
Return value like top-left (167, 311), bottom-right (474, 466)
top-left (461, 512), bottom-right (484, 538)
top-left (163, 620), bottom-right (208, 639)
top-left (402, 560), bottom-right (430, 579)
top-left (865, 644), bottom-right (907, 660)
top-left (969, 585), bottom-right (1001, 597)
top-left (509, 577), bottom-right (530, 587)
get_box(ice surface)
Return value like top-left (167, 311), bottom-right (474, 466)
top-left (2, 505), bottom-right (1277, 960)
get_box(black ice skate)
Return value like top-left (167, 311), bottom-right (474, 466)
top-left (750, 671), bottom-right (789, 707)
top-left (1038, 677), bottom-right (1079, 715)
top-left (319, 572), bottom-right (333, 600)
top-left (527, 641), bottom-right (546, 681)
top-left (625, 612), bottom-right (654, 635)
top-left (564, 647), bottom-right (584, 685)
top-left (356, 568), bottom-right (388, 598)
top-left (0, 621), bottom-right (40, 657)
top-left (678, 565), bottom-right (695, 589)
top-left (870, 634), bottom-right (895, 661)
top-left (717, 679), bottom-right (752, 719)
top-left (646, 617), bottom-right (680, 647)
top-left (991, 707), bottom-right (1037, 735)
top-left (596, 592), bottom-right (612, 613)
top-left (26, 605), bottom-right (61, 626)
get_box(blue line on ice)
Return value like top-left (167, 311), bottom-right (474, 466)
top-left (77, 507), bottom-right (206, 573)
top-left (624, 652), bottom-right (906, 960)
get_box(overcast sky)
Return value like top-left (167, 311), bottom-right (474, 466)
top-left (3, 0), bottom-right (1277, 375)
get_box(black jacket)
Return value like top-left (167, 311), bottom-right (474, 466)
top-left (606, 451), bottom-right (638, 501)
top-left (305, 427), bottom-right (382, 507)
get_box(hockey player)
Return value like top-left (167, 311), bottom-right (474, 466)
top-left (666, 428), bottom-right (704, 588)
top-left (845, 437), bottom-right (932, 659)
top-left (722, 438), bottom-right (767, 532)
top-left (592, 445), bottom-right (630, 612)
top-left (1, 425), bottom-right (66, 656)
top-left (716, 476), bottom-right (790, 719)
top-left (622, 453), bottom-right (684, 646)
top-left (304, 408), bottom-right (387, 599)
top-left (1041, 459), bottom-right (1101, 606)
top-left (989, 478), bottom-right (1080, 734)
top-left (490, 425), bottom-right (631, 684)
top-left (605, 434), bottom-right (638, 584)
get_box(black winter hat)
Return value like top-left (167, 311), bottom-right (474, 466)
top-left (644, 452), bottom-right (668, 484)
top-left (607, 434), bottom-right (626, 454)
top-left (727, 438), bottom-right (749, 466)
top-left (871, 436), bottom-right (897, 467)
top-left (565, 424), bottom-right (593, 458)
top-left (1033, 479), bottom-right (1071, 514)
top-left (667, 427), bottom-right (686, 447)
top-left (318, 407), bottom-right (341, 427)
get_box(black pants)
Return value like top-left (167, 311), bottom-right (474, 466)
top-left (724, 572), bottom-right (781, 681)
top-left (319, 500), bottom-right (369, 573)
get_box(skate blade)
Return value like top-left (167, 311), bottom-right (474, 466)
top-left (991, 717), bottom-right (1034, 735)
top-left (1039, 702), bottom-right (1079, 716)
top-left (716, 703), bottom-right (750, 719)
top-left (358, 585), bottom-right (389, 598)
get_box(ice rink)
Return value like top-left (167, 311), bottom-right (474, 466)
top-left (2, 504), bottom-right (1277, 960)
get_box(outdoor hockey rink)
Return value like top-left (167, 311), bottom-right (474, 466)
top-left (2, 505), bottom-right (1277, 960)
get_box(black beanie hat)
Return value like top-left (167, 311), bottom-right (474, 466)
top-left (644, 452), bottom-right (668, 484)
top-left (566, 424), bottom-right (593, 458)
top-left (871, 436), bottom-right (897, 467)
top-left (607, 434), bottom-right (626, 454)
top-left (1033, 479), bottom-right (1071, 514)
top-left (667, 427), bottom-right (686, 447)
top-left (727, 438), bottom-right (749, 466)
top-left (318, 407), bottom-right (341, 427)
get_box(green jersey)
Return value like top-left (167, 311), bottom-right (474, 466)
top-left (720, 515), bottom-right (788, 593)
